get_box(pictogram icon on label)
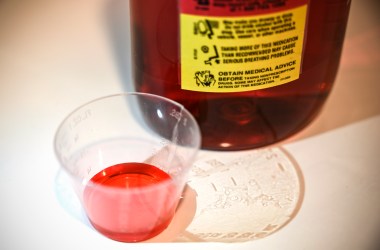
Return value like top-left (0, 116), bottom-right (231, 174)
top-left (180, 1), bottom-right (308, 93)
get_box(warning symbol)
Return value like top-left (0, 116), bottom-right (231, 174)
top-left (204, 45), bottom-right (220, 65)
top-left (194, 70), bottom-right (216, 87)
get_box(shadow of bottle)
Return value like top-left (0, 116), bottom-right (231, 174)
top-left (177, 146), bottom-right (305, 243)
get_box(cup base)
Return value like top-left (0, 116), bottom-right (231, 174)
top-left (89, 219), bottom-right (173, 243)
top-left (89, 185), bottom-right (197, 243)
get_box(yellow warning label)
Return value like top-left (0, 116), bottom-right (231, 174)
top-left (180, 5), bottom-right (307, 92)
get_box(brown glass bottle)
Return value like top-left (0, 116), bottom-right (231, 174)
top-left (129, 0), bottom-right (351, 150)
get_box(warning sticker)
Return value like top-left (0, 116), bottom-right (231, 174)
top-left (180, 3), bottom-right (308, 92)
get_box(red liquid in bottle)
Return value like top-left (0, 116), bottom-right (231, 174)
top-left (129, 0), bottom-right (351, 150)
top-left (83, 162), bottom-right (177, 242)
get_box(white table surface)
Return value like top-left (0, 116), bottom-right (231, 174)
top-left (1, 0), bottom-right (379, 249)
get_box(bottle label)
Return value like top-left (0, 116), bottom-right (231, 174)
top-left (180, 0), bottom-right (308, 92)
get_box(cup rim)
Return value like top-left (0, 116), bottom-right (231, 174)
top-left (53, 92), bottom-right (201, 189)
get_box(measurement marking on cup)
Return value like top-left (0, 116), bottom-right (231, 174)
top-left (170, 109), bottom-right (182, 121)
top-left (70, 109), bottom-right (92, 130)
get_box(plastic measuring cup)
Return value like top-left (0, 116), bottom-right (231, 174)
top-left (54, 92), bottom-right (201, 242)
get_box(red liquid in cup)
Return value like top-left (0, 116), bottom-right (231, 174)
top-left (83, 162), bottom-right (177, 242)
